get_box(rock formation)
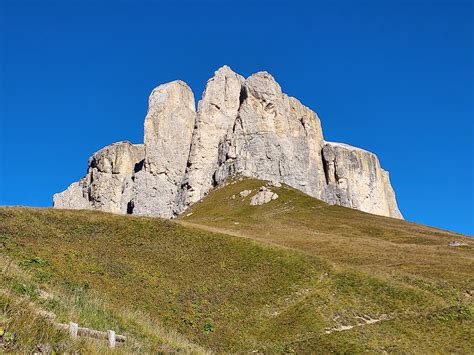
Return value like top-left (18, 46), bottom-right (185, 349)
top-left (54, 65), bottom-right (403, 219)
top-left (321, 142), bottom-right (403, 219)
top-left (250, 187), bottom-right (279, 206)
top-left (54, 141), bottom-right (144, 214)
top-left (131, 81), bottom-right (196, 218)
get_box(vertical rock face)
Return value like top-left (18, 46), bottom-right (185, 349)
top-left (179, 66), bottom-right (244, 210)
top-left (321, 142), bottom-right (403, 219)
top-left (54, 65), bottom-right (403, 219)
top-left (212, 71), bottom-right (327, 201)
top-left (131, 81), bottom-right (196, 217)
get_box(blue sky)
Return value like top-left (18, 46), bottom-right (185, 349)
top-left (1, 0), bottom-right (473, 235)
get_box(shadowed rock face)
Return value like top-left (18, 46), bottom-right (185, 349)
top-left (53, 65), bottom-right (403, 219)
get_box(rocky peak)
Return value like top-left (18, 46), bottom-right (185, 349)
top-left (244, 71), bottom-right (282, 103)
top-left (54, 65), bottom-right (403, 220)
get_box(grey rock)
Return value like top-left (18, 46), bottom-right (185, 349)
top-left (250, 190), bottom-right (279, 206)
top-left (213, 71), bottom-right (327, 201)
top-left (87, 142), bottom-right (145, 214)
top-left (54, 65), bottom-right (403, 220)
top-left (53, 141), bottom-right (144, 214)
top-left (131, 81), bottom-right (196, 217)
top-left (321, 142), bottom-right (403, 219)
top-left (53, 180), bottom-right (90, 210)
top-left (178, 66), bottom-right (244, 211)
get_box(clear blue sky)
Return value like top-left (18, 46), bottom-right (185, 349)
top-left (1, 0), bottom-right (473, 235)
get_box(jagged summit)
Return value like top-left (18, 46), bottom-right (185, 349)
top-left (54, 66), bottom-right (403, 219)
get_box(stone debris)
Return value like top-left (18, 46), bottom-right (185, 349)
top-left (54, 65), bottom-right (403, 219)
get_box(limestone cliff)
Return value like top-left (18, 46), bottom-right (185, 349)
top-left (131, 80), bottom-right (196, 218)
top-left (53, 65), bottom-right (403, 219)
top-left (321, 142), bottom-right (403, 219)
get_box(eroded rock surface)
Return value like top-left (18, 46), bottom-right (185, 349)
top-left (54, 65), bottom-right (403, 219)
top-left (53, 141), bottom-right (144, 214)
top-left (179, 66), bottom-right (244, 210)
top-left (321, 142), bottom-right (403, 219)
top-left (131, 81), bottom-right (196, 217)
top-left (213, 71), bottom-right (327, 201)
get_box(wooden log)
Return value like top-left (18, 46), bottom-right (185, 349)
top-left (77, 327), bottom-right (107, 339)
top-left (55, 323), bottom-right (68, 330)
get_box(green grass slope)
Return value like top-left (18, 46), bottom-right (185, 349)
top-left (0, 179), bottom-right (472, 353)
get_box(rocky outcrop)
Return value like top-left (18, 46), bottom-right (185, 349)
top-left (53, 141), bottom-right (145, 214)
top-left (212, 71), bottom-right (327, 200)
top-left (54, 65), bottom-right (403, 219)
top-left (321, 142), bottom-right (403, 219)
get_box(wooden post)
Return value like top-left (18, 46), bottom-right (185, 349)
top-left (107, 329), bottom-right (116, 348)
top-left (69, 322), bottom-right (78, 338)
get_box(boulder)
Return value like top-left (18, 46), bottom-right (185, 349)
top-left (239, 190), bottom-right (252, 198)
top-left (250, 190), bottom-right (279, 206)
top-left (448, 241), bottom-right (468, 247)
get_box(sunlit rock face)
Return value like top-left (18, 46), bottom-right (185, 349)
top-left (54, 65), bottom-right (403, 219)
top-left (131, 80), bottom-right (196, 218)
top-left (211, 71), bottom-right (327, 203)
top-left (178, 65), bottom-right (245, 212)
top-left (321, 142), bottom-right (403, 219)
top-left (53, 141), bottom-right (144, 214)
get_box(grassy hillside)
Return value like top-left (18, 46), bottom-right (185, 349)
top-left (181, 178), bottom-right (474, 352)
top-left (0, 179), bottom-right (472, 352)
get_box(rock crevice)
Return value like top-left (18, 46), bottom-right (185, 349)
top-left (54, 65), bottom-right (403, 219)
